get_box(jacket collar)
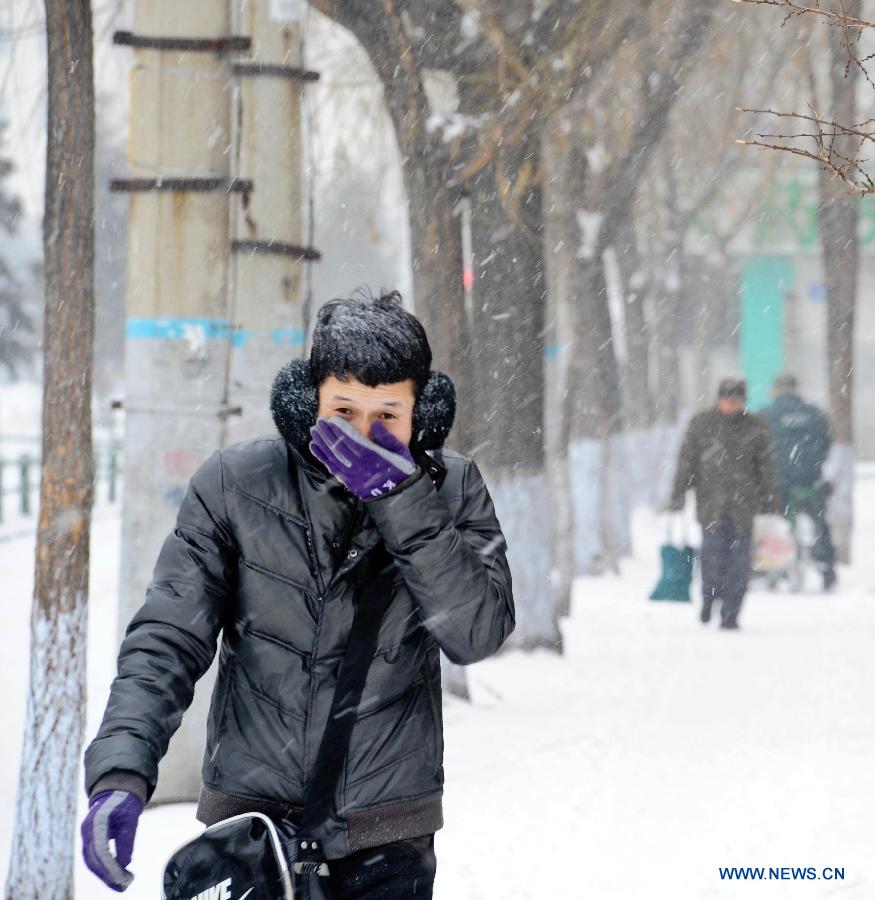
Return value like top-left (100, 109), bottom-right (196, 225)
top-left (274, 429), bottom-right (448, 595)
top-left (284, 440), bottom-right (447, 595)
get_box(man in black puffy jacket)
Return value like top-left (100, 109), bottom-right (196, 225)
top-left (81, 291), bottom-right (515, 897)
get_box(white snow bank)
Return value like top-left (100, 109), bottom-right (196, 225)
top-left (0, 471), bottom-right (872, 898)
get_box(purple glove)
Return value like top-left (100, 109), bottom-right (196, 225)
top-left (81, 790), bottom-right (143, 892)
top-left (309, 416), bottom-right (418, 500)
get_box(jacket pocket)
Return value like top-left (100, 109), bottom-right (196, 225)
top-left (217, 678), bottom-right (306, 801)
top-left (343, 680), bottom-right (436, 802)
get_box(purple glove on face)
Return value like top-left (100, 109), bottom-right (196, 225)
top-left (81, 790), bottom-right (143, 892)
top-left (309, 416), bottom-right (418, 500)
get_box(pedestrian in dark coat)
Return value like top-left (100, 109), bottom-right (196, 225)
top-left (760, 373), bottom-right (836, 588)
top-left (669, 377), bottom-right (781, 629)
top-left (80, 291), bottom-right (515, 897)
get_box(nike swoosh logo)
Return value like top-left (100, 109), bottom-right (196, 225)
top-left (239, 890), bottom-right (254, 900)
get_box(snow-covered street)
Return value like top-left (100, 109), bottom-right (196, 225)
top-left (1, 473), bottom-right (873, 899)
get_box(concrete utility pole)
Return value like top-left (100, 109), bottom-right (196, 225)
top-left (113, 0), bottom-right (316, 803)
top-left (225, 0), bottom-right (317, 445)
top-left (115, 0), bottom-right (237, 805)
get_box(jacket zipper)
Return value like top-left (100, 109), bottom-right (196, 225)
top-left (303, 525), bottom-right (326, 598)
top-left (324, 499), bottom-right (367, 597)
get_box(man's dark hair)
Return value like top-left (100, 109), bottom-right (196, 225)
top-left (773, 373), bottom-right (798, 395)
top-left (717, 377), bottom-right (747, 400)
top-left (310, 289), bottom-right (432, 396)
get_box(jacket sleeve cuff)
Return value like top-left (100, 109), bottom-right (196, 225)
top-left (89, 770), bottom-right (149, 806)
top-left (363, 465), bottom-right (425, 503)
top-left (84, 733), bottom-right (158, 803)
top-left (363, 464), bottom-right (449, 540)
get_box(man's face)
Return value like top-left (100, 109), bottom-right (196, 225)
top-left (717, 396), bottom-right (745, 415)
top-left (317, 374), bottom-right (416, 446)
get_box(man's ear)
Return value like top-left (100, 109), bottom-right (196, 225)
top-left (271, 362), bottom-right (456, 452)
top-left (270, 359), bottom-right (319, 450)
top-left (412, 371), bottom-right (456, 450)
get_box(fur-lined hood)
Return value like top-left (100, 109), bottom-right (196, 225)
top-left (269, 359), bottom-right (456, 453)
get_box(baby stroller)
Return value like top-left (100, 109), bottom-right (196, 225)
top-left (753, 484), bottom-right (831, 592)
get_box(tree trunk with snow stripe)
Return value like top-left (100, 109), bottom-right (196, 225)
top-left (4, 1), bottom-right (95, 897)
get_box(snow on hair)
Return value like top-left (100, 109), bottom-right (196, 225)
top-left (310, 289), bottom-right (432, 395)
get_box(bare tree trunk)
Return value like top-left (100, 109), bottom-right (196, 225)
top-left (651, 285), bottom-right (682, 423)
top-left (612, 215), bottom-right (658, 511)
top-left (615, 215), bottom-right (652, 433)
top-left (377, 60), bottom-right (479, 694)
top-left (647, 164), bottom-right (684, 427)
top-left (5, 2), bottom-right (95, 897)
top-left (466, 150), bottom-right (559, 651)
top-left (568, 235), bottom-right (624, 575)
top-left (542, 112), bottom-right (577, 620)
top-left (819, 187), bottom-right (857, 564)
top-left (399, 131), bottom-right (477, 455)
top-left (817, 1), bottom-right (860, 564)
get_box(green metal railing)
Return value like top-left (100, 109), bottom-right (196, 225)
top-left (0, 439), bottom-right (123, 524)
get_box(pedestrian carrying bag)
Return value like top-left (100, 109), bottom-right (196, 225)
top-left (162, 542), bottom-right (397, 900)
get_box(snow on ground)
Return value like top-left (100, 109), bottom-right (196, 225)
top-left (1, 470), bottom-right (873, 898)
top-left (0, 380), bottom-right (42, 438)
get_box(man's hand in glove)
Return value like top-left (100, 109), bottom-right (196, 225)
top-left (81, 790), bottom-right (143, 892)
top-left (309, 416), bottom-right (418, 501)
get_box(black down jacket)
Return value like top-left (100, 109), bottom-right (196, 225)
top-left (669, 408), bottom-right (782, 532)
top-left (84, 364), bottom-right (515, 859)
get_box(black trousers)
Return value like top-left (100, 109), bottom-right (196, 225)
top-left (328, 834), bottom-right (436, 899)
top-left (701, 517), bottom-right (751, 624)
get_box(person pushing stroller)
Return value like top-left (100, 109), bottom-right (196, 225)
top-left (760, 373), bottom-right (837, 590)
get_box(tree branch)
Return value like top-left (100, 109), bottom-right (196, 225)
top-left (732, 0), bottom-right (875, 30)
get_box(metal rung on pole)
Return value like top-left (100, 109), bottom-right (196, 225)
top-left (232, 61), bottom-right (319, 82)
top-left (113, 31), bottom-right (252, 53)
top-left (231, 239), bottom-right (321, 260)
top-left (110, 399), bottom-right (243, 420)
top-left (110, 178), bottom-right (254, 194)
